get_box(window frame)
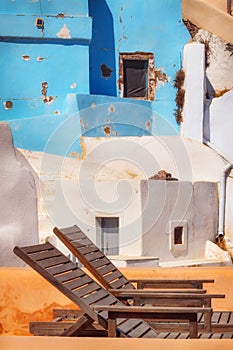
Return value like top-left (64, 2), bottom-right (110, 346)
top-left (119, 52), bottom-right (155, 101)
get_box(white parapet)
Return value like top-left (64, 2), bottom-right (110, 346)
top-left (182, 43), bottom-right (205, 143)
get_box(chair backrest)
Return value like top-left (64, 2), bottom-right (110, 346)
top-left (53, 225), bottom-right (135, 290)
top-left (14, 242), bottom-right (156, 338)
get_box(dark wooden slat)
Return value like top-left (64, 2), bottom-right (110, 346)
top-left (65, 275), bottom-right (93, 290)
top-left (110, 288), bottom-right (207, 295)
top-left (97, 264), bottom-right (116, 276)
top-left (127, 322), bottom-right (152, 338)
top-left (85, 251), bottom-right (105, 262)
top-left (78, 246), bottom-right (99, 255)
top-left (165, 332), bottom-right (180, 339)
top-left (211, 311), bottom-right (221, 323)
top-left (131, 279), bottom-right (215, 289)
top-left (30, 321), bottom-right (74, 331)
top-left (30, 248), bottom-right (61, 261)
top-left (118, 319), bottom-right (143, 334)
top-left (58, 226), bottom-right (82, 236)
top-left (39, 255), bottom-right (69, 269)
top-left (228, 312), bottom-right (233, 324)
top-left (156, 332), bottom-right (170, 338)
top-left (221, 333), bottom-right (233, 339)
top-left (90, 257), bottom-right (110, 269)
top-left (143, 329), bottom-right (159, 338)
top-left (199, 332), bottom-right (211, 339)
top-left (65, 230), bottom-right (85, 239)
top-left (30, 324), bottom-right (107, 337)
top-left (198, 312), bottom-right (204, 323)
top-left (177, 332), bottom-right (189, 339)
top-left (218, 311), bottom-right (230, 324)
top-left (93, 295), bottom-right (119, 307)
top-left (121, 282), bottom-right (135, 289)
top-left (74, 282), bottom-right (101, 298)
top-left (56, 269), bottom-right (86, 283)
top-left (110, 277), bottom-right (129, 289)
top-left (104, 270), bottom-right (123, 283)
top-left (53, 309), bottom-right (83, 319)
top-left (22, 242), bottom-right (53, 254)
top-left (84, 289), bottom-right (109, 305)
top-left (72, 238), bottom-right (95, 249)
top-left (30, 321), bottom-right (75, 336)
top-left (48, 262), bottom-right (77, 276)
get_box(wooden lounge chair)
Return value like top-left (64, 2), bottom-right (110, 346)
top-left (53, 225), bottom-right (228, 332)
top-left (53, 225), bottom-right (215, 291)
top-left (13, 242), bottom-right (211, 338)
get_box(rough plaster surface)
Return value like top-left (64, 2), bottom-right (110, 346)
top-left (0, 123), bottom-right (38, 266)
top-left (194, 30), bottom-right (233, 92)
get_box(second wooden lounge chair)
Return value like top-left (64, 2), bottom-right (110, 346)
top-left (53, 225), bottom-right (215, 291)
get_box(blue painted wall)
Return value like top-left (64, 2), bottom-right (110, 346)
top-left (89, 0), bottom-right (190, 134)
top-left (0, 0), bottom-right (190, 156)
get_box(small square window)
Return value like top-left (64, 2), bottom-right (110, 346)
top-left (119, 52), bottom-right (155, 101)
top-left (168, 220), bottom-right (188, 254)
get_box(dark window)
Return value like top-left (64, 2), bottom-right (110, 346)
top-left (174, 226), bottom-right (183, 245)
top-left (123, 59), bottom-right (148, 98)
top-left (119, 52), bottom-right (155, 101)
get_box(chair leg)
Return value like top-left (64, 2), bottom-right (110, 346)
top-left (61, 314), bottom-right (94, 337)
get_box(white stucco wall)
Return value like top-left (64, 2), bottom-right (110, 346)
top-left (182, 43), bottom-right (205, 143)
top-left (17, 134), bottom-right (228, 263)
top-left (0, 123), bottom-right (38, 266)
top-left (141, 180), bottom-right (218, 262)
top-left (209, 90), bottom-right (233, 163)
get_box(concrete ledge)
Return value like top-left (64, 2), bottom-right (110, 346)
top-left (0, 15), bottom-right (92, 42)
top-left (1, 336), bottom-right (233, 350)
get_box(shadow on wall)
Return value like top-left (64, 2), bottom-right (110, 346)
top-left (89, 0), bottom-right (116, 96)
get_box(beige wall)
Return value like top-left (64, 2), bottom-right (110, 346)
top-left (182, 0), bottom-right (233, 44)
top-left (202, 0), bottom-right (228, 12)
